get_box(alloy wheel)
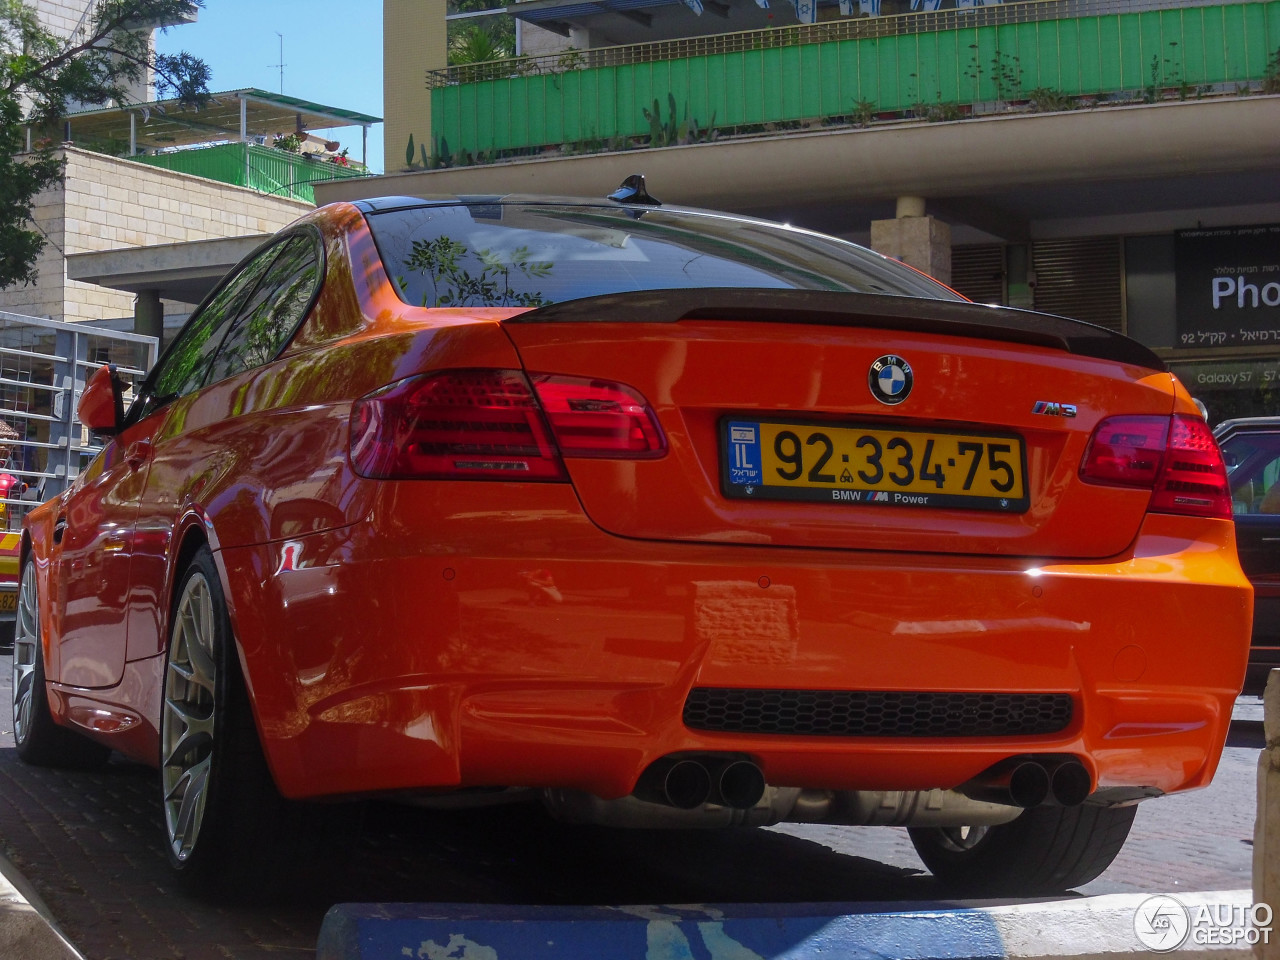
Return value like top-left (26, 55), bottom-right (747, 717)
top-left (11, 563), bottom-right (39, 746)
top-left (161, 571), bottom-right (219, 863)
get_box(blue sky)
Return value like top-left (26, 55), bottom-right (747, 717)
top-left (154, 1), bottom-right (386, 172)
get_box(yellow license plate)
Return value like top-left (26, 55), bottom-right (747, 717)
top-left (0, 592), bottom-right (16, 613)
top-left (722, 418), bottom-right (1028, 512)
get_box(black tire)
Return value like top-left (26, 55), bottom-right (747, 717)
top-left (159, 546), bottom-right (303, 897)
top-left (908, 803), bottom-right (1138, 895)
top-left (11, 559), bottom-right (111, 769)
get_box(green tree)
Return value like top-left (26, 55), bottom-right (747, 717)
top-left (446, 0), bottom-right (514, 65)
top-left (448, 23), bottom-right (512, 66)
top-left (0, 0), bottom-right (212, 290)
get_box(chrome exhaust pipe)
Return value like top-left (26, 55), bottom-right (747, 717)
top-left (634, 758), bottom-right (712, 810)
top-left (713, 760), bottom-right (766, 809)
top-left (1049, 759), bottom-right (1092, 807)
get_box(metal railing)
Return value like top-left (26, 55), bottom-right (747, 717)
top-left (0, 311), bottom-right (157, 528)
top-left (132, 142), bottom-right (371, 205)
top-left (429, 0), bottom-right (1255, 86)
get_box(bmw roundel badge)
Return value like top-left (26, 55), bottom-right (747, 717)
top-left (869, 355), bottom-right (913, 405)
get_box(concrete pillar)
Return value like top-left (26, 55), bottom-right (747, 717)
top-left (134, 289), bottom-right (163, 342)
top-left (896, 195), bottom-right (926, 219)
top-left (569, 25), bottom-right (591, 49)
top-left (1256, 669), bottom-right (1280, 959)
top-left (871, 202), bottom-right (952, 287)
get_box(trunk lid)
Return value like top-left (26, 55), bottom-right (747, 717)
top-left (502, 290), bottom-right (1175, 560)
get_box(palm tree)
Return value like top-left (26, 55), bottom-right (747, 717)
top-left (448, 24), bottom-right (512, 65)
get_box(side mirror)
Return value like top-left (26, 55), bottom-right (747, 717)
top-left (78, 364), bottom-right (125, 435)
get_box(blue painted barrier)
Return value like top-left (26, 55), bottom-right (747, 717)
top-left (317, 901), bottom-right (1006, 960)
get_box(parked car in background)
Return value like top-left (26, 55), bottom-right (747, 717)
top-left (1214, 417), bottom-right (1280, 694)
top-left (10, 183), bottom-right (1251, 898)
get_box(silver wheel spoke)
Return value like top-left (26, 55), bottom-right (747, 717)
top-left (161, 569), bottom-right (220, 863)
top-left (162, 696), bottom-right (213, 767)
top-left (163, 757), bottom-right (211, 853)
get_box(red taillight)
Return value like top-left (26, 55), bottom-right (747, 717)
top-left (1079, 416), bottom-right (1169, 488)
top-left (531, 375), bottom-right (666, 458)
top-left (1080, 414), bottom-right (1230, 519)
top-left (349, 370), bottom-right (566, 481)
top-left (349, 370), bottom-right (666, 480)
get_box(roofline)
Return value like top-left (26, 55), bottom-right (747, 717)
top-left (66, 87), bottom-right (381, 127)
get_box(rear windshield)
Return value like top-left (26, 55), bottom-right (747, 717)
top-left (366, 202), bottom-right (960, 308)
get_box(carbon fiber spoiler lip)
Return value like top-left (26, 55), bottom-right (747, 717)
top-left (504, 288), bottom-right (1166, 372)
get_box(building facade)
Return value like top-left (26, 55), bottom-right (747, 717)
top-left (6, 5), bottom-right (377, 339)
top-left (369, 0), bottom-right (1280, 422)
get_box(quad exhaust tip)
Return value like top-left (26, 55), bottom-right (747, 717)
top-left (963, 756), bottom-right (1092, 809)
top-left (635, 756), bottom-right (766, 810)
top-left (717, 759), bottom-right (767, 809)
top-left (1008, 761), bottom-right (1052, 808)
top-left (636, 753), bottom-right (1088, 813)
top-left (1050, 758), bottom-right (1092, 807)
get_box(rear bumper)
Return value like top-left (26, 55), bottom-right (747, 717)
top-left (218, 485), bottom-right (1252, 802)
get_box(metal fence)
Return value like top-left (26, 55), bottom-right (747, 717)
top-left (0, 312), bottom-right (158, 529)
top-left (428, 0), bottom-right (1279, 158)
top-left (132, 142), bottom-right (372, 204)
top-left (428, 0), bottom-right (1259, 86)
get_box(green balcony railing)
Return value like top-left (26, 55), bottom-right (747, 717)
top-left (132, 142), bottom-right (371, 204)
top-left (428, 0), bottom-right (1279, 162)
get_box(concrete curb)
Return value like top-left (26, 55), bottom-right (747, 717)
top-left (317, 890), bottom-right (1260, 960)
top-left (0, 851), bottom-right (86, 960)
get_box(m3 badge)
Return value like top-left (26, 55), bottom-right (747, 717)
top-left (1032, 401), bottom-right (1078, 418)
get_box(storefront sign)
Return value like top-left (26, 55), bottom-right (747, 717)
top-left (1170, 359), bottom-right (1280, 392)
top-left (1176, 225), bottom-right (1280, 348)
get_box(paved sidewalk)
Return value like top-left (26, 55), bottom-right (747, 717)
top-left (0, 849), bottom-right (85, 960)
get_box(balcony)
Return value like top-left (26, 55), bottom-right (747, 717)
top-left (62, 88), bottom-right (381, 204)
top-left (131, 142), bottom-right (371, 205)
top-left (425, 0), bottom-right (1280, 166)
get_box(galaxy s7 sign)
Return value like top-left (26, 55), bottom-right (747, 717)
top-left (1177, 225), bottom-right (1280, 348)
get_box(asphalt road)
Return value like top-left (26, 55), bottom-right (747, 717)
top-left (0, 659), bottom-right (1262, 960)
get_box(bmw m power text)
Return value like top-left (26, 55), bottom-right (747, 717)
top-left (11, 187), bottom-right (1251, 894)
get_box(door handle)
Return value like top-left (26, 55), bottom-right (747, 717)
top-left (54, 516), bottom-right (67, 544)
top-left (125, 439), bottom-right (153, 468)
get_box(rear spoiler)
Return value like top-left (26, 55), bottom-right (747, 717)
top-left (504, 288), bottom-right (1165, 372)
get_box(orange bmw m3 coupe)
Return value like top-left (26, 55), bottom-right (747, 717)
top-left (11, 186), bottom-right (1251, 895)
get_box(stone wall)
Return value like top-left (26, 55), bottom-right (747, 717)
top-left (1, 149), bottom-right (311, 325)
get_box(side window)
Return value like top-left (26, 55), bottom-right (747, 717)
top-left (205, 234), bottom-right (322, 384)
top-left (148, 243), bottom-right (284, 403)
top-left (1257, 457), bottom-right (1280, 514)
top-left (1224, 434), bottom-right (1280, 514)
